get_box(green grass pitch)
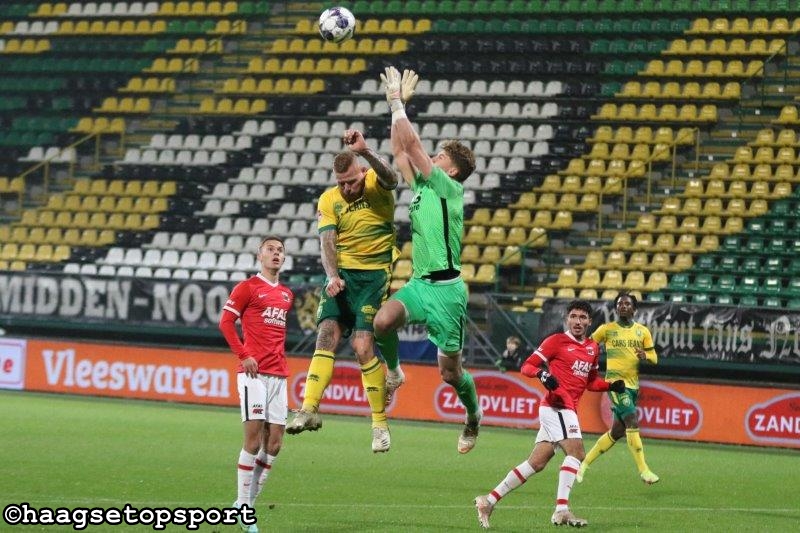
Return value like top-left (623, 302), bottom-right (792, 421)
top-left (2, 390), bottom-right (798, 532)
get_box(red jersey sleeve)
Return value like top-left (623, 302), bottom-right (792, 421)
top-left (219, 281), bottom-right (250, 360)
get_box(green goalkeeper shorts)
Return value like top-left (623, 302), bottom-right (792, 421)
top-left (391, 276), bottom-right (467, 354)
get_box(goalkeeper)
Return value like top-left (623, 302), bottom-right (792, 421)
top-left (373, 66), bottom-right (483, 455)
top-left (578, 291), bottom-right (660, 485)
top-left (474, 300), bottom-right (625, 529)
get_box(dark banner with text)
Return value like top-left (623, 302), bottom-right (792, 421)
top-left (0, 272), bottom-right (328, 335)
top-left (539, 300), bottom-right (800, 369)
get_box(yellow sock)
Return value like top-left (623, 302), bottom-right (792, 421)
top-left (301, 350), bottom-right (335, 411)
top-left (626, 428), bottom-right (649, 473)
top-left (584, 431), bottom-right (617, 467)
top-left (360, 356), bottom-right (387, 427)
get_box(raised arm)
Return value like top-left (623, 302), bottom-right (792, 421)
top-left (343, 129), bottom-right (398, 190)
top-left (381, 66), bottom-right (431, 181)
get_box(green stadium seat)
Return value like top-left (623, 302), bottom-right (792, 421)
top-left (692, 293), bottom-right (710, 304)
top-left (435, 0), bottom-right (456, 13)
top-left (382, 0), bottom-right (404, 13)
top-left (763, 257), bottom-right (783, 274)
top-left (695, 256), bottom-right (716, 272)
top-left (767, 219), bottom-right (789, 235)
top-left (691, 274), bottom-right (714, 293)
top-left (507, 0), bottom-right (532, 13)
top-left (717, 275), bottom-right (736, 293)
top-left (473, 0), bottom-right (493, 13)
top-left (762, 296), bottom-right (783, 308)
top-left (716, 294), bottom-right (735, 306)
top-left (739, 295), bottom-right (759, 307)
top-left (538, 19), bottom-right (558, 33)
top-left (404, 0), bottom-right (424, 14)
top-left (721, 236), bottom-right (740, 252)
top-left (740, 256), bottom-right (761, 273)
top-left (669, 292), bottom-right (689, 303)
top-left (751, 0), bottom-right (770, 11)
top-left (646, 292), bottom-right (665, 302)
top-left (453, 0), bottom-right (473, 13)
top-left (787, 298), bottom-right (800, 310)
top-left (557, 19), bottom-right (578, 33)
top-left (597, 0), bottom-right (616, 12)
top-left (788, 279), bottom-right (800, 298)
top-left (739, 276), bottom-right (759, 294)
top-left (668, 273), bottom-right (690, 291)
top-left (767, 238), bottom-right (787, 255)
top-left (762, 277), bottom-right (782, 295)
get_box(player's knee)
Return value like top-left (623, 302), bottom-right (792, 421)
top-left (350, 339), bottom-right (373, 361)
top-left (243, 437), bottom-right (260, 455)
top-left (440, 367), bottom-right (460, 385)
top-left (374, 302), bottom-right (404, 336)
top-left (373, 312), bottom-right (391, 336)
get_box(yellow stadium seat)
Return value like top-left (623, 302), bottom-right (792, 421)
top-left (698, 235), bottom-right (719, 252)
top-left (527, 227), bottom-right (548, 247)
top-left (730, 17), bottom-right (750, 33)
top-left (485, 226), bottom-right (507, 245)
top-left (510, 192), bottom-right (536, 209)
top-left (577, 268), bottom-right (601, 289)
top-left (624, 271), bottom-right (646, 291)
top-left (552, 267), bottom-right (578, 288)
top-left (665, 38), bottom-right (688, 54)
top-left (473, 264), bottom-right (497, 285)
top-left (506, 227), bottom-right (527, 246)
top-left (600, 270), bottom-right (624, 290)
top-left (591, 126), bottom-right (614, 143)
top-left (688, 18), bottom-right (710, 34)
top-left (603, 250), bottom-right (625, 269)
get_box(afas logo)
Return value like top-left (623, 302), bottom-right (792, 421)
top-left (602, 382), bottom-right (702, 437)
top-left (290, 361), bottom-right (377, 415)
top-left (745, 393), bottom-right (800, 447)
top-left (434, 372), bottom-right (542, 426)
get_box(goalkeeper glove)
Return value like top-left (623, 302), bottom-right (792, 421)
top-left (536, 369), bottom-right (559, 391)
top-left (609, 380), bottom-right (626, 393)
top-left (399, 69), bottom-right (419, 103)
top-left (380, 66), bottom-right (403, 110)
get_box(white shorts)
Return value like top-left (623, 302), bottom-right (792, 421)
top-left (535, 406), bottom-right (582, 444)
top-left (237, 373), bottom-right (288, 425)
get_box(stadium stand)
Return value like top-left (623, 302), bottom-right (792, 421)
top-left (0, 0), bottom-right (797, 320)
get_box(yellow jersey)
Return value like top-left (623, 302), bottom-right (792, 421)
top-left (317, 169), bottom-right (396, 270)
top-left (591, 320), bottom-right (657, 390)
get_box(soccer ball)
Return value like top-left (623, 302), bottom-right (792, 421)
top-left (318, 6), bottom-right (356, 43)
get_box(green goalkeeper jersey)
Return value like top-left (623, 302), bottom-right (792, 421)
top-left (591, 320), bottom-right (657, 390)
top-left (408, 166), bottom-right (463, 279)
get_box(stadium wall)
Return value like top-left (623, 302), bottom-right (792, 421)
top-left (3, 337), bottom-right (798, 449)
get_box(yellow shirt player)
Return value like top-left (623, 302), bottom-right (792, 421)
top-left (287, 129), bottom-right (402, 455)
top-left (317, 168), bottom-right (396, 270)
top-left (578, 292), bottom-right (660, 485)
